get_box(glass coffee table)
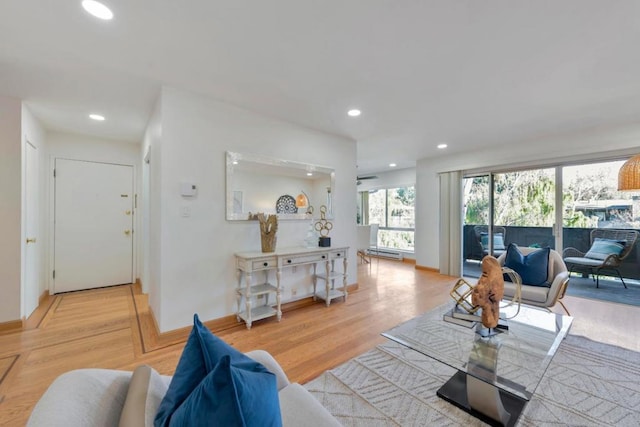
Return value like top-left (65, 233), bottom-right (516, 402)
top-left (382, 303), bottom-right (573, 427)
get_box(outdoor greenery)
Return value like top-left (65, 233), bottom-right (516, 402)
top-left (463, 161), bottom-right (638, 229)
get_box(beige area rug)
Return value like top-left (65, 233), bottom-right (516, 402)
top-left (305, 334), bottom-right (640, 426)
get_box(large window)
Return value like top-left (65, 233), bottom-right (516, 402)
top-left (462, 158), bottom-right (640, 281)
top-left (362, 186), bottom-right (415, 251)
top-left (562, 160), bottom-right (637, 229)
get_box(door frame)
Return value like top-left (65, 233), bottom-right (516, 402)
top-left (22, 140), bottom-right (39, 318)
top-left (48, 156), bottom-right (138, 293)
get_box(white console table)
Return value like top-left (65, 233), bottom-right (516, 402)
top-left (235, 246), bottom-right (349, 329)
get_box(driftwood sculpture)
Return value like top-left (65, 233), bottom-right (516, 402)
top-left (471, 256), bottom-right (504, 329)
top-left (257, 213), bottom-right (278, 252)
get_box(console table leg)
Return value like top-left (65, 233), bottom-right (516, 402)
top-left (276, 267), bottom-right (282, 321)
top-left (325, 259), bottom-right (331, 306)
top-left (245, 271), bottom-right (252, 329)
top-left (343, 256), bottom-right (348, 301)
top-left (312, 263), bottom-right (317, 301)
top-left (236, 269), bottom-right (242, 322)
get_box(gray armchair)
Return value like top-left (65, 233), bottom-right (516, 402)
top-left (497, 246), bottom-right (570, 315)
top-left (563, 229), bottom-right (638, 288)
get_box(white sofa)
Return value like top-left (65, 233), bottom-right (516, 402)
top-left (28, 350), bottom-right (340, 427)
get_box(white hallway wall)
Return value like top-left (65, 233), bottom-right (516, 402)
top-left (1, 99), bottom-right (48, 323)
top-left (147, 86), bottom-right (357, 333)
top-left (415, 123), bottom-right (640, 271)
top-left (141, 98), bottom-right (162, 315)
top-left (0, 96), bottom-right (22, 323)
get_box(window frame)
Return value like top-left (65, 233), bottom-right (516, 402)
top-left (363, 185), bottom-right (415, 252)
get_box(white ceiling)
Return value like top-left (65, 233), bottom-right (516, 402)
top-left (2, 1), bottom-right (640, 174)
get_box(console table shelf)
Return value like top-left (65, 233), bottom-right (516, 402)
top-left (242, 283), bottom-right (277, 296)
top-left (237, 305), bottom-right (277, 324)
top-left (313, 249), bottom-right (348, 306)
top-left (235, 246), bottom-right (349, 329)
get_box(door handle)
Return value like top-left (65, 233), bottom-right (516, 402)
top-left (26, 237), bottom-right (36, 244)
top-left (125, 210), bottom-right (132, 215)
top-left (124, 230), bottom-right (131, 235)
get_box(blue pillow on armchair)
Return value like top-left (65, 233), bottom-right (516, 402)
top-left (503, 244), bottom-right (550, 287)
top-left (154, 314), bottom-right (281, 427)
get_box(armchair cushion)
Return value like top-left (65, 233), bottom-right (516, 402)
top-left (503, 244), bottom-right (550, 286)
top-left (584, 238), bottom-right (625, 260)
top-left (480, 232), bottom-right (506, 251)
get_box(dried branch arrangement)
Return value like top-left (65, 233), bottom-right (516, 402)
top-left (257, 213), bottom-right (278, 252)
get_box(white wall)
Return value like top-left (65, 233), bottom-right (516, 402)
top-left (415, 123), bottom-right (640, 270)
top-left (21, 104), bottom-right (47, 317)
top-left (148, 86), bottom-right (357, 332)
top-left (46, 132), bottom-right (141, 291)
top-left (141, 98), bottom-right (162, 317)
top-left (0, 96), bottom-right (22, 323)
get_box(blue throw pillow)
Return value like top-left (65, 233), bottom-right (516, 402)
top-left (503, 244), bottom-right (550, 287)
top-left (585, 238), bottom-right (625, 261)
top-left (169, 355), bottom-right (281, 427)
top-left (154, 314), bottom-right (282, 427)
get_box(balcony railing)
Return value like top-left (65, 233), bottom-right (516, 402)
top-left (463, 225), bottom-right (640, 281)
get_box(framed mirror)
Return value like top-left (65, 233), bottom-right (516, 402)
top-left (226, 151), bottom-right (335, 221)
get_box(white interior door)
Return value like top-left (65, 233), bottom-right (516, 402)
top-left (54, 159), bottom-right (133, 293)
top-left (24, 141), bottom-right (39, 317)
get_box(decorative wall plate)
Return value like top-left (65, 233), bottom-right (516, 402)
top-left (276, 195), bottom-right (298, 214)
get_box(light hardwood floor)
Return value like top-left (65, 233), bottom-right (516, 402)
top-left (1, 259), bottom-right (638, 426)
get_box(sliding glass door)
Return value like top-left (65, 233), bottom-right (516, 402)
top-left (463, 168), bottom-right (556, 278)
top-left (562, 160), bottom-right (640, 282)
top-left (462, 175), bottom-right (489, 273)
top-left (463, 157), bottom-right (640, 283)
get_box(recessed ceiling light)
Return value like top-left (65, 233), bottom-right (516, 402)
top-left (89, 114), bottom-right (105, 121)
top-left (82, 0), bottom-right (114, 20)
top-left (306, 172), bottom-right (313, 176)
top-left (389, 163), bottom-right (397, 168)
top-left (232, 160), bottom-right (238, 165)
top-left (347, 109), bottom-right (361, 117)
top-left (437, 143), bottom-right (448, 149)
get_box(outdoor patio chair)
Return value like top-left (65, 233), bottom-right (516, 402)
top-left (562, 229), bottom-right (639, 289)
top-left (497, 245), bottom-right (571, 315)
top-left (474, 225), bottom-right (507, 257)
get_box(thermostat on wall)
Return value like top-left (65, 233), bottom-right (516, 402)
top-left (180, 183), bottom-right (197, 197)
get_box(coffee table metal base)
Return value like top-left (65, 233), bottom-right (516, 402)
top-left (436, 370), bottom-right (526, 427)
